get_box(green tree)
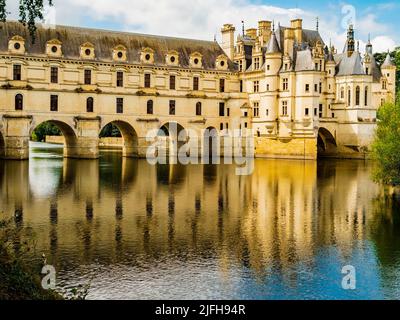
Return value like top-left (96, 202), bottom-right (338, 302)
top-left (0, 0), bottom-right (54, 43)
top-left (372, 97), bottom-right (400, 186)
top-left (31, 122), bottom-right (61, 142)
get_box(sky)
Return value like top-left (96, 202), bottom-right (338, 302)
top-left (4, 0), bottom-right (399, 53)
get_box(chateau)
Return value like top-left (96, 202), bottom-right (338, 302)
top-left (0, 19), bottom-right (396, 160)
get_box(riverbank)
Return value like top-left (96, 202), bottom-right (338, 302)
top-left (45, 136), bottom-right (123, 149)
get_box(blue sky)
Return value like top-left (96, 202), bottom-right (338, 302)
top-left (5, 0), bottom-right (400, 52)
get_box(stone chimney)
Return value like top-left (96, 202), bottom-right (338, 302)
top-left (284, 28), bottom-right (295, 56)
top-left (258, 20), bottom-right (272, 45)
top-left (290, 19), bottom-right (303, 43)
top-left (221, 24), bottom-right (236, 60)
top-left (246, 28), bottom-right (257, 40)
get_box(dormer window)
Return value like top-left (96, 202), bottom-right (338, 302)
top-left (166, 50), bottom-right (179, 66)
top-left (141, 48), bottom-right (155, 64)
top-left (113, 45), bottom-right (127, 62)
top-left (216, 54), bottom-right (228, 71)
top-left (46, 39), bottom-right (62, 57)
top-left (190, 52), bottom-right (203, 69)
top-left (9, 36), bottom-right (25, 54)
top-left (80, 42), bottom-right (95, 59)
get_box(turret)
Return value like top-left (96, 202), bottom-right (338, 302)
top-left (345, 25), bottom-right (355, 57)
top-left (381, 52), bottom-right (397, 101)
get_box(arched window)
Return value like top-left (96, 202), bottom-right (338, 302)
top-left (196, 102), bottom-right (202, 116)
top-left (348, 88), bottom-right (351, 106)
top-left (382, 80), bottom-right (387, 90)
top-left (355, 86), bottom-right (360, 106)
top-left (364, 86), bottom-right (368, 106)
top-left (147, 100), bottom-right (153, 115)
top-left (86, 97), bottom-right (94, 112)
top-left (15, 94), bottom-right (23, 110)
top-left (340, 87), bottom-right (344, 100)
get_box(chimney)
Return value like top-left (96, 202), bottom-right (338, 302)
top-left (290, 19), bottom-right (303, 43)
top-left (258, 20), bottom-right (272, 45)
top-left (284, 28), bottom-right (295, 56)
top-left (246, 28), bottom-right (257, 40)
top-left (221, 24), bottom-right (236, 60)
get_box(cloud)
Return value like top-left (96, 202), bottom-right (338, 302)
top-left (4, 0), bottom-right (398, 53)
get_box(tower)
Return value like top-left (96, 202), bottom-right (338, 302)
top-left (381, 52), bottom-right (397, 102)
top-left (221, 24), bottom-right (236, 60)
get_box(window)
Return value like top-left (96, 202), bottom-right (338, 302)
top-left (314, 84), bottom-right (318, 92)
top-left (117, 71), bottom-right (124, 87)
top-left (86, 97), bottom-right (94, 113)
top-left (267, 65), bottom-right (270, 71)
top-left (266, 84), bottom-right (270, 91)
top-left (220, 123), bottom-right (224, 131)
top-left (314, 108), bottom-right (317, 116)
top-left (305, 108), bottom-right (309, 116)
top-left (240, 80), bottom-right (243, 93)
top-left (220, 79), bottom-right (225, 93)
top-left (144, 73), bottom-right (151, 88)
top-left (319, 104), bottom-right (323, 118)
top-left (253, 81), bottom-right (259, 93)
top-left (170, 75), bottom-right (176, 90)
top-left (244, 123), bottom-right (248, 128)
top-left (355, 86), bottom-right (360, 106)
top-left (366, 67), bottom-right (369, 75)
top-left (219, 102), bottom-right (225, 117)
top-left (340, 87), bottom-right (345, 100)
top-left (196, 102), bottom-right (202, 116)
top-left (15, 94), bottom-right (23, 110)
top-left (282, 78), bottom-right (288, 91)
top-left (253, 102), bottom-right (260, 117)
top-left (116, 98), bottom-right (123, 114)
top-left (382, 80), bottom-right (387, 90)
top-left (147, 100), bottom-right (153, 115)
top-left (348, 89), bottom-right (351, 105)
top-left (365, 87), bottom-right (368, 106)
top-left (315, 63), bottom-right (319, 71)
top-left (244, 112), bottom-right (248, 118)
top-left (50, 95), bottom-right (58, 112)
top-left (84, 69), bottom-right (92, 85)
top-left (305, 84), bottom-right (310, 92)
top-left (13, 65), bottom-right (21, 81)
top-left (254, 57), bottom-right (260, 70)
top-left (193, 77), bottom-right (199, 91)
top-left (319, 82), bottom-right (322, 94)
top-left (227, 108), bottom-right (230, 117)
top-left (282, 101), bottom-right (288, 116)
top-left (169, 100), bottom-right (176, 115)
top-left (51, 67), bottom-right (58, 84)
top-left (239, 60), bottom-right (243, 72)
top-left (266, 109), bottom-right (269, 117)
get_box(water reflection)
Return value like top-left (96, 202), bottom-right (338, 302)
top-left (0, 143), bottom-right (399, 300)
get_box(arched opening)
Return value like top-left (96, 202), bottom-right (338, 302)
top-left (86, 97), bottom-right (94, 113)
top-left (15, 94), bottom-right (23, 110)
top-left (365, 86), bottom-right (368, 106)
top-left (100, 121), bottom-right (138, 158)
top-left (203, 127), bottom-right (219, 159)
top-left (31, 120), bottom-right (78, 158)
top-left (157, 122), bottom-right (187, 157)
top-left (317, 127), bottom-right (338, 158)
top-left (355, 86), bottom-right (360, 106)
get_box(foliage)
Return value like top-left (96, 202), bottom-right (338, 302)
top-left (100, 124), bottom-right (122, 138)
top-left (374, 47), bottom-right (400, 93)
top-left (372, 96), bottom-right (400, 186)
top-left (0, 0), bottom-right (54, 43)
top-left (0, 216), bottom-right (62, 300)
top-left (32, 122), bottom-right (61, 142)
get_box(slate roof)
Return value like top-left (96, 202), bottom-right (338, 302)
top-left (0, 21), bottom-right (235, 71)
top-left (266, 31), bottom-right (280, 54)
top-left (295, 50), bottom-right (314, 71)
top-left (336, 52), bottom-right (365, 77)
top-left (382, 53), bottom-right (396, 67)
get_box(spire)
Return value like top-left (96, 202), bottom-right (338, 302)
top-left (316, 17), bottom-right (319, 31)
top-left (266, 30), bottom-right (281, 54)
top-left (345, 24), bottom-right (355, 57)
top-left (382, 51), bottom-right (395, 68)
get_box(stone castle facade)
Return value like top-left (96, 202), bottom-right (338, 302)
top-left (0, 19), bottom-right (396, 160)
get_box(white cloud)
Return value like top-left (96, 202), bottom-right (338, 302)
top-left (4, 0), bottom-right (398, 53)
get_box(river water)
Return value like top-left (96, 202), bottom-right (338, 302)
top-left (1, 142), bottom-right (400, 300)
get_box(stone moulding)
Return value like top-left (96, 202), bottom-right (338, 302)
top-left (136, 118), bottom-right (159, 123)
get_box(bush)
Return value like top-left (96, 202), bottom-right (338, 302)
top-left (372, 97), bottom-right (400, 186)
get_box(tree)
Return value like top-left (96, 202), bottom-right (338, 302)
top-left (374, 47), bottom-right (400, 93)
top-left (0, 0), bottom-right (54, 43)
top-left (372, 96), bottom-right (400, 186)
top-left (31, 122), bottom-right (61, 142)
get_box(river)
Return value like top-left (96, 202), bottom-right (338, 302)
top-left (1, 142), bottom-right (400, 300)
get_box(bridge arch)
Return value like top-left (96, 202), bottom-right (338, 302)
top-left (30, 119), bottom-right (79, 158)
top-left (100, 120), bottom-right (138, 157)
top-left (158, 122), bottom-right (188, 157)
top-left (204, 126), bottom-right (219, 159)
top-left (317, 127), bottom-right (338, 157)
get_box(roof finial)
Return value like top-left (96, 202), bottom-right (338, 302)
top-left (357, 40), bottom-right (360, 52)
top-left (272, 20), bottom-right (275, 32)
top-left (241, 20), bottom-right (245, 37)
top-left (368, 33), bottom-right (371, 43)
top-left (316, 17), bottom-right (319, 31)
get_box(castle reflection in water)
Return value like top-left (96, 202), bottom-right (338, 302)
top-left (1, 145), bottom-right (400, 300)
